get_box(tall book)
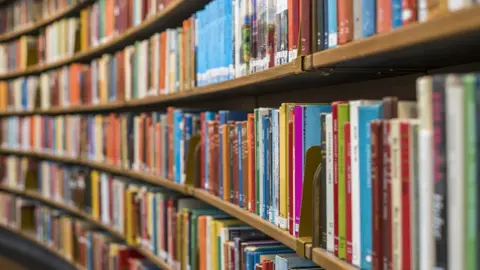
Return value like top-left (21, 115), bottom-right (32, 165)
top-left (337, 103), bottom-right (349, 259)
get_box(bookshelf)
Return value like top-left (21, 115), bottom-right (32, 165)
top-left (0, 184), bottom-right (173, 270)
top-left (0, 147), bottom-right (358, 270)
top-left (0, 0), bottom-right (94, 43)
top-left (0, 223), bottom-right (85, 270)
top-left (0, 0), bottom-right (479, 269)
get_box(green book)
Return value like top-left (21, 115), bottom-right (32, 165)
top-left (99, 0), bottom-right (105, 39)
top-left (464, 74), bottom-right (476, 270)
top-left (337, 103), bottom-right (349, 259)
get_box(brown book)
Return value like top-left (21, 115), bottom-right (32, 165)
top-left (230, 121), bottom-right (238, 204)
top-left (299, 0), bottom-right (311, 56)
top-left (208, 120), bottom-right (220, 196)
top-left (312, 157), bottom-right (323, 248)
top-left (116, 51), bottom-right (125, 101)
top-left (371, 120), bottom-right (384, 270)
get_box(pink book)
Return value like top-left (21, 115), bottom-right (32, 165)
top-left (293, 105), bottom-right (304, 237)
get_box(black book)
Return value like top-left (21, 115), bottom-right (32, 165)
top-left (432, 75), bottom-right (447, 269)
top-left (312, 0), bottom-right (325, 52)
top-left (125, 112), bottom-right (134, 169)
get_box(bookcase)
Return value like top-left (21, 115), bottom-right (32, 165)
top-left (0, 0), bottom-right (479, 269)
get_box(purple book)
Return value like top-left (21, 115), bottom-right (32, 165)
top-left (294, 105), bottom-right (304, 237)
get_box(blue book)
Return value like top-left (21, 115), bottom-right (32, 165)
top-left (184, 114), bottom-right (193, 166)
top-left (362, 0), bottom-right (376, 37)
top-left (173, 110), bottom-right (184, 182)
top-left (245, 245), bottom-right (290, 270)
top-left (109, 56), bottom-right (116, 101)
top-left (324, 0), bottom-right (329, 49)
top-left (392, 0), bottom-right (402, 29)
top-left (327, 0), bottom-right (338, 48)
top-left (270, 109), bottom-right (279, 224)
top-left (21, 79), bottom-right (27, 109)
top-left (358, 104), bottom-right (383, 269)
top-left (237, 122), bottom-right (244, 207)
top-left (87, 232), bottom-right (93, 270)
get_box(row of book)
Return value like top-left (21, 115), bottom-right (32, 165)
top-left (0, 0), bottom-right (177, 74)
top-left (1, 73), bottom-right (479, 270)
top-left (0, 192), bottom-right (162, 270)
top-left (0, 167), bottom-right (322, 270)
top-left (0, 0), bottom-right (81, 34)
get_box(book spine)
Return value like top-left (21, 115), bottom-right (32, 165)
top-left (338, 0), bottom-right (353, 45)
top-left (326, 113), bottom-right (335, 252)
top-left (248, 114), bottom-right (256, 213)
top-left (293, 105), bottom-right (303, 236)
top-left (287, 0), bottom-right (299, 61)
top-left (332, 102), bottom-right (339, 255)
top-left (288, 115), bottom-right (294, 235)
top-left (327, 0), bottom-right (337, 48)
top-left (299, 0), bottom-right (311, 55)
top-left (371, 120), bottom-right (383, 270)
top-left (320, 113), bottom-right (328, 249)
top-left (345, 122), bottom-right (352, 263)
top-left (418, 0), bottom-right (428, 22)
top-left (350, 102), bottom-right (360, 267)
top-left (445, 74), bottom-right (465, 270)
top-left (382, 120), bottom-right (392, 270)
top-left (400, 121), bottom-right (411, 270)
top-left (392, 0), bottom-right (402, 29)
top-left (432, 75), bottom-right (448, 270)
top-left (377, 0), bottom-right (392, 33)
top-left (337, 103), bottom-right (349, 259)
top-left (402, 0), bottom-right (417, 24)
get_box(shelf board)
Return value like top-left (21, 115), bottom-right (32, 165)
top-left (0, 0), bottom-right (209, 81)
top-left (0, 223), bottom-right (85, 270)
top-left (0, 0), bottom-right (93, 43)
top-left (0, 148), bottom-right (354, 270)
top-left (0, 185), bottom-right (172, 270)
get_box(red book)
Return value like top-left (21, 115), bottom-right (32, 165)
top-left (208, 120), bottom-right (220, 196)
top-left (155, 123), bottom-right (162, 175)
top-left (377, 0), bottom-right (392, 33)
top-left (299, 0), bottom-right (311, 55)
top-left (383, 120), bottom-right (392, 270)
top-left (288, 0), bottom-right (300, 59)
top-left (402, 0), bottom-right (417, 25)
top-left (371, 120), bottom-right (384, 270)
top-left (288, 110), bottom-right (294, 235)
top-left (338, 0), bottom-right (353, 44)
top-left (400, 121), bottom-right (411, 270)
top-left (247, 114), bottom-right (256, 212)
top-left (332, 101), bottom-right (347, 255)
top-left (345, 122), bottom-right (352, 263)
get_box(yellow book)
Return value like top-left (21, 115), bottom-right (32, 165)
top-left (222, 124), bottom-right (230, 201)
top-left (80, 10), bottom-right (88, 51)
top-left (209, 219), bottom-right (218, 270)
top-left (63, 217), bottom-right (72, 259)
top-left (176, 211), bottom-right (183, 269)
top-left (94, 115), bottom-right (103, 161)
top-left (428, 0), bottom-right (448, 18)
top-left (109, 243), bottom-right (118, 270)
top-left (91, 170), bottom-right (100, 219)
top-left (125, 186), bottom-right (137, 245)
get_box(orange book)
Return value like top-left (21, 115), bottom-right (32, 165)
top-left (377, 0), bottom-right (392, 33)
top-left (0, 81), bottom-right (6, 111)
top-left (69, 64), bottom-right (82, 106)
top-left (159, 32), bottom-right (167, 93)
top-left (145, 116), bottom-right (152, 171)
top-left (222, 124), bottom-right (230, 201)
top-left (247, 114), bottom-right (255, 212)
top-left (198, 216), bottom-right (207, 270)
top-left (338, 0), bottom-right (353, 44)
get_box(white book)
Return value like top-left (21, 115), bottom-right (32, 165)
top-left (101, 173), bottom-right (109, 224)
top-left (416, 76), bottom-right (434, 270)
top-left (445, 74), bottom-right (465, 270)
top-left (326, 113), bottom-right (335, 252)
top-left (390, 119), bottom-right (402, 270)
top-left (418, 0), bottom-right (428, 22)
top-left (353, 0), bottom-right (362, 40)
top-left (448, 0), bottom-right (472, 11)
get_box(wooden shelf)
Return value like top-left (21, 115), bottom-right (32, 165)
top-left (0, 0), bottom-right (210, 80)
top-left (0, 148), bottom-right (354, 270)
top-left (0, 223), bottom-right (85, 270)
top-left (0, 0), bottom-right (93, 43)
top-left (0, 184), bottom-right (172, 270)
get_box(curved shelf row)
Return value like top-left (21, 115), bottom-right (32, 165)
top-left (0, 223), bottom-right (85, 270)
top-left (0, 5), bottom-right (479, 116)
top-left (0, 148), bottom-right (355, 270)
top-left (0, 0), bottom-right (94, 43)
top-left (0, 0), bottom-right (209, 80)
top-left (0, 184), bottom-right (171, 270)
